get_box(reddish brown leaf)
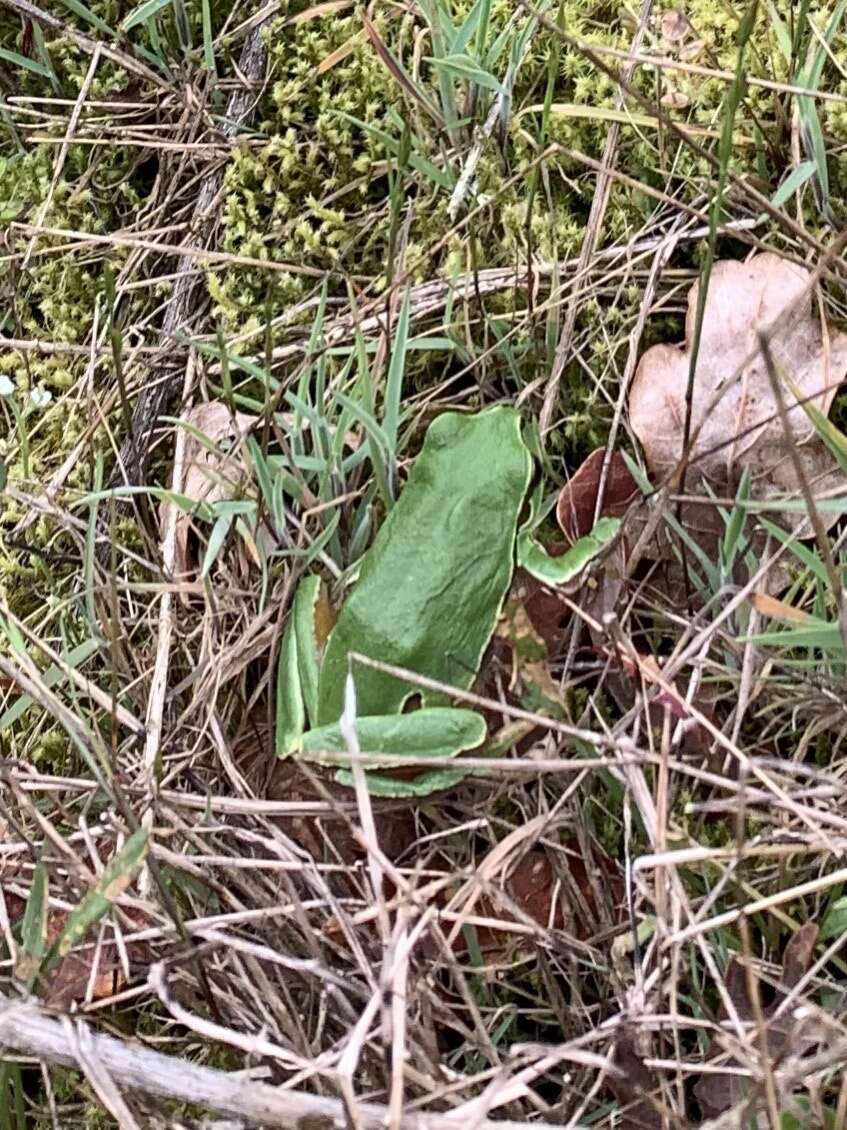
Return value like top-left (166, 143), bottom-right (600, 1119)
top-left (441, 840), bottom-right (624, 958)
top-left (512, 571), bottom-right (571, 656)
top-left (556, 448), bottom-right (639, 544)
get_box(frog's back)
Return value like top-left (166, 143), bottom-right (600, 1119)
top-left (317, 406), bottom-right (532, 724)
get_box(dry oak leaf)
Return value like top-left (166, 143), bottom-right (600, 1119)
top-left (162, 401), bottom-right (257, 574)
top-left (629, 253), bottom-right (847, 536)
top-left (556, 447), bottom-right (639, 544)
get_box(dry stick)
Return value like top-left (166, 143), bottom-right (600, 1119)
top-left (0, 991), bottom-right (564, 1130)
top-left (62, 1016), bottom-right (143, 1130)
top-left (538, 0), bottom-right (655, 437)
top-left (138, 353), bottom-right (197, 898)
top-left (448, 88), bottom-right (507, 221)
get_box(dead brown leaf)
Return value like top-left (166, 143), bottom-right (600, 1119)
top-left (162, 401), bottom-right (258, 575)
top-left (432, 840), bottom-right (623, 959)
top-left (660, 8), bottom-right (691, 42)
top-left (556, 447), bottom-right (640, 544)
top-left (610, 1028), bottom-right (667, 1129)
top-left (750, 591), bottom-right (814, 625)
top-left (4, 886), bottom-right (146, 1008)
top-left (629, 253), bottom-right (847, 537)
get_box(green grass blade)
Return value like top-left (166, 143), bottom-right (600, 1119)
top-left (746, 621), bottom-right (842, 650)
top-left (0, 638), bottom-right (102, 732)
top-left (759, 517), bottom-right (830, 585)
top-left (426, 53), bottom-right (505, 94)
top-left (293, 576), bottom-right (322, 726)
top-left (20, 862), bottom-right (48, 985)
top-left (43, 829), bottom-right (148, 974)
top-left (0, 45), bottom-right (51, 78)
top-left (200, 514), bottom-right (232, 578)
top-left (763, 0), bottom-right (792, 62)
top-left (59, 0), bottom-right (114, 34)
top-left (201, 0), bottom-right (215, 70)
top-left (121, 0), bottom-right (172, 33)
top-left (771, 160), bottom-right (816, 206)
top-left (384, 289), bottom-right (410, 464)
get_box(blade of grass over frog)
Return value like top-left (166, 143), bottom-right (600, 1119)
top-left (383, 289), bottom-right (410, 491)
top-left (0, 638), bottom-right (101, 732)
top-left (42, 829), bottom-right (148, 976)
top-left (517, 517), bottom-right (620, 586)
top-left (293, 577), bottom-right (322, 725)
top-left (276, 616), bottom-right (305, 756)
top-left (121, 0), bottom-right (173, 32)
top-left (316, 408), bottom-right (532, 723)
top-left (300, 707), bottom-right (486, 769)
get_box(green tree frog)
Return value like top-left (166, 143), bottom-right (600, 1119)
top-left (276, 406), bottom-right (621, 796)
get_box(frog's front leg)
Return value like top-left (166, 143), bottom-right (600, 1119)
top-left (276, 575), bottom-right (325, 756)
